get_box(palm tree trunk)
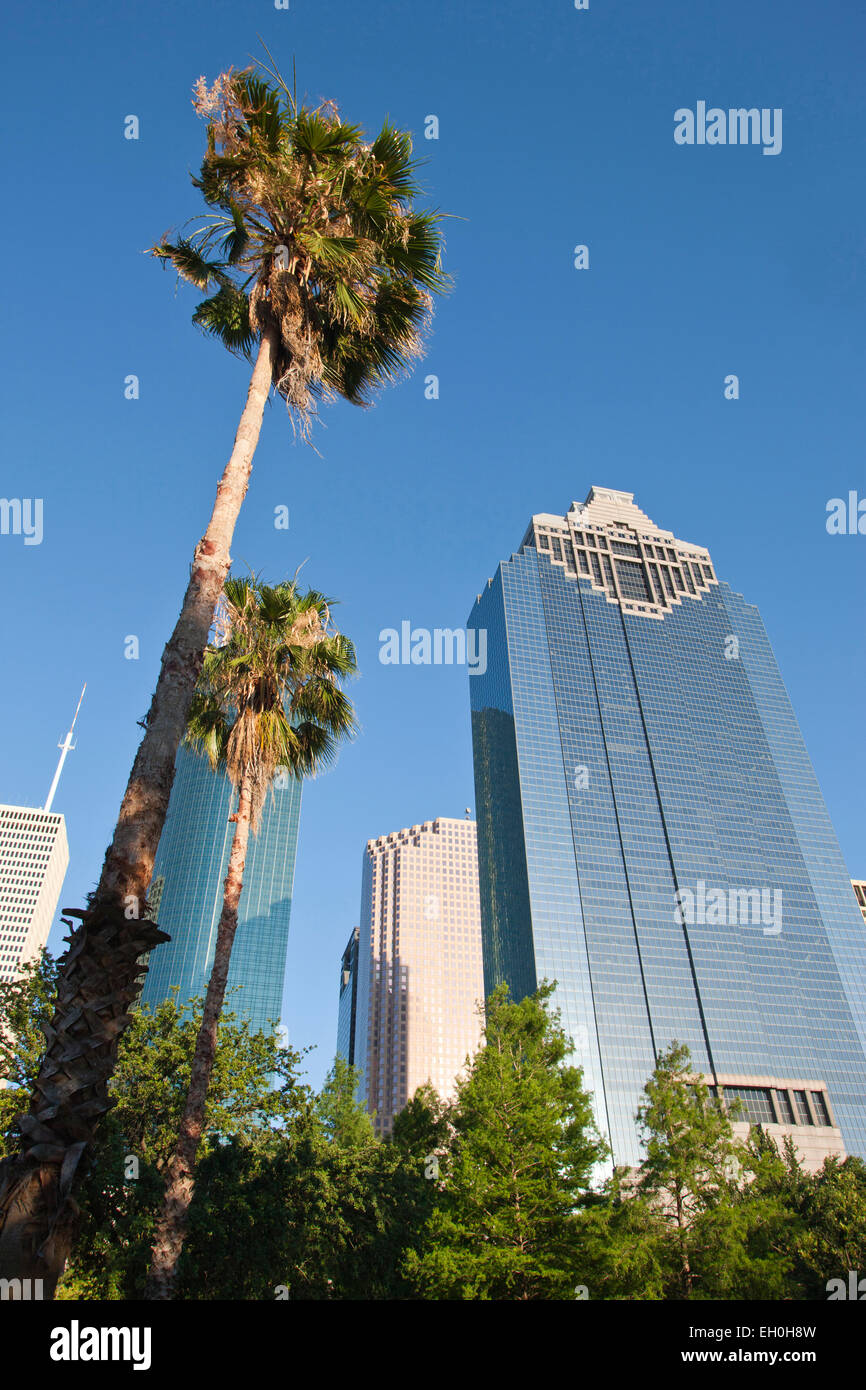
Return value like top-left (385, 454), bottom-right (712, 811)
top-left (145, 773), bottom-right (253, 1299)
top-left (0, 326), bottom-right (278, 1296)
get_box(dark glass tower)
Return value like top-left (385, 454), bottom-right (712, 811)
top-left (468, 487), bottom-right (866, 1167)
top-left (336, 926), bottom-right (360, 1065)
top-left (140, 745), bottom-right (302, 1035)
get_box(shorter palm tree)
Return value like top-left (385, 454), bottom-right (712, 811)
top-left (145, 574), bottom-right (357, 1298)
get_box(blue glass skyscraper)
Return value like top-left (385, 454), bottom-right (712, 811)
top-left (336, 926), bottom-right (360, 1066)
top-left (468, 487), bottom-right (866, 1167)
top-left (140, 745), bottom-right (302, 1034)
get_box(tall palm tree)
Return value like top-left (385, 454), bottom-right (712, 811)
top-left (0, 57), bottom-right (446, 1293)
top-left (145, 573), bottom-right (357, 1299)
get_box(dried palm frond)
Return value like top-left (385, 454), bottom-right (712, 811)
top-left (151, 58), bottom-right (450, 436)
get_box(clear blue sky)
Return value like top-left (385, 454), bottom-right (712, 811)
top-left (1, 0), bottom-right (864, 1090)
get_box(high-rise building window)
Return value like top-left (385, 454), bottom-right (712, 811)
top-left (793, 1092), bottom-right (813, 1126)
top-left (724, 1086), bottom-right (775, 1125)
top-left (615, 560), bottom-right (651, 602)
top-left (811, 1091), bottom-right (832, 1127)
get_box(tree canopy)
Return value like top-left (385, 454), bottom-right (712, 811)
top-left (4, 959), bottom-right (865, 1300)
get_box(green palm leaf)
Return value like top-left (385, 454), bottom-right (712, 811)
top-left (184, 572), bottom-right (357, 825)
top-left (192, 286), bottom-right (253, 357)
top-left (151, 236), bottom-right (229, 290)
top-left (153, 57), bottom-right (450, 429)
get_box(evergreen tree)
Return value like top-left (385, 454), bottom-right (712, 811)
top-left (577, 1169), bottom-right (672, 1300)
top-left (391, 1082), bottom-right (451, 1163)
top-left (738, 1129), bottom-right (866, 1299)
top-left (314, 1057), bottom-right (375, 1148)
top-left (406, 983), bottom-right (607, 1300)
top-left (605, 1043), bottom-right (795, 1299)
top-left (635, 1042), bottom-right (743, 1297)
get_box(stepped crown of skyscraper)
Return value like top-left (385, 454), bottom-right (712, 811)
top-left (518, 486), bottom-right (717, 619)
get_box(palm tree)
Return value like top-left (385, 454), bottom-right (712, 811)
top-left (145, 573), bottom-right (357, 1299)
top-left (0, 58), bottom-right (446, 1292)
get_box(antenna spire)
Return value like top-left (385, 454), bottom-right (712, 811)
top-left (44, 683), bottom-right (86, 813)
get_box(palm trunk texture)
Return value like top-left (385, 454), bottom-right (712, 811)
top-left (145, 775), bottom-right (253, 1299)
top-left (0, 327), bottom-right (278, 1296)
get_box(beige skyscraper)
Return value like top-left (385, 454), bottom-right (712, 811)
top-left (353, 816), bottom-right (484, 1134)
top-left (0, 805), bottom-right (69, 983)
top-left (853, 881), bottom-right (866, 926)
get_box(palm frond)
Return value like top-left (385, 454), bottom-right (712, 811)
top-left (154, 61), bottom-right (448, 420)
top-left (192, 285), bottom-right (253, 356)
top-left (292, 110), bottom-right (362, 162)
top-left (234, 71), bottom-right (290, 152)
top-left (183, 691), bottom-right (231, 769)
top-left (369, 121), bottom-right (418, 193)
top-left (296, 231), bottom-right (365, 269)
top-left (183, 572), bottom-right (357, 809)
top-left (221, 199), bottom-right (251, 264)
top-left (150, 236), bottom-right (229, 291)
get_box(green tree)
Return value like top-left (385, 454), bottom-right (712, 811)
top-left (173, 1079), bottom-right (447, 1300)
top-left (47, 988), bottom-right (309, 1300)
top-left (737, 1129), bottom-right (866, 1299)
top-left (391, 1082), bottom-right (451, 1162)
top-left (0, 953), bottom-right (60, 1157)
top-left (792, 1154), bottom-right (866, 1297)
top-left (146, 574), bottom-right (356, 1298)
top-left (3, 960), bottom-right (444, 1302)
top-left (634, 1042), bottom-right (743, 1297)
top-left (577, 1169), bottom-right (673, 1301)
top-left (406, 984), bottom-right (607, 1300)
top-left (314, 1057), bottom-right (375, 1148)
top-left (179, 1121), bottom-right (436, 1301)
top-left (611, 1042), bottom-right (800, 1300)
top-left (0, 57), bottom-right (447, 1295)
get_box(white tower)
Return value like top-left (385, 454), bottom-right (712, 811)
top-left (0, 691), bottom-right (82, 982)
top-left (44, 684), bottom-right (86, 813)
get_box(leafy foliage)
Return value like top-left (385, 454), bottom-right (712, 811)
top-left (0, 952), bottom-right (61, 1157)
top-left (313, 1056), bottom-right (374, 1148)
top-left (42, 987), bottom-right (310, 1300)
top-left (5, 962), bottom-right (866, 1299)
top-left (579, 1043), bottom-right (863, 1300)
top-left (391, 1081), bottom-right (451, 1160)
top-left (405, 984), bottom-right (608, 1299)
top-left (152, 57), bottom-right (449, 430)
top-left (180, 1123), bottom-right (435, 1301)
top-left (187, 572), bottom-right (357, 828)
